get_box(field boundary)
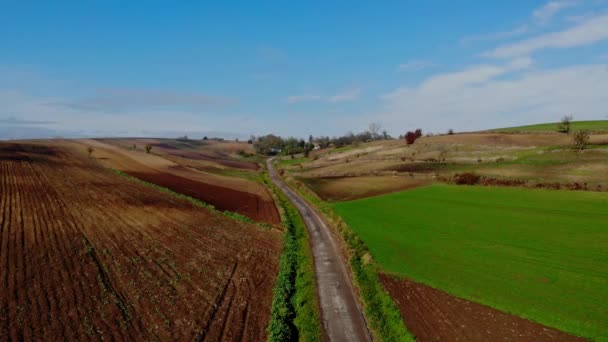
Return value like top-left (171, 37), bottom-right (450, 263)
top-left (261, 172), bottom-right (323, 341)
top-left (110, 168), bottom-right (270, 227)
top-left (276, 166), bottom-right (413, 341)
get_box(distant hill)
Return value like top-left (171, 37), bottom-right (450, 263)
top-left (488, 120), bottom-right (608, 133)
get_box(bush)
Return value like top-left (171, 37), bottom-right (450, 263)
top-left (145, 144), bottom-right (152, 153)
top-left (454, 172), bottom-right (481, 185)
top-left (573, 130), bottom-right (590, 151)
top-left (558, 114), bottom-right (573, 134)
top-left (414, 129), bottom-right (422, 138)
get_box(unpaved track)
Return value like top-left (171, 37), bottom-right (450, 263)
top-left (267, 159), bottom-right (372, 342)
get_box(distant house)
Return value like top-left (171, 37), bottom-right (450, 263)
top-left (269, 147), bottom-right (282, 154)
top-left (313, 143), bottom-right (321, 150)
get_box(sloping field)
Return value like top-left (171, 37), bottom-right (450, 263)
top-left (490, 120), bottom-right (608, 133)
top-left (78, 140), bottom-right (280, 224)
top-left (105, 138), bottom-right (259, 170)
top-left (298, 175), bottom-right (428, 201)
top-left (0, 142), bottom-right (282, 340)
top-left (333, 184), bottom-right (608, 340)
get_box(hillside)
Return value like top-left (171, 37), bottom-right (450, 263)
top-left (488, 120), bottom-right (608, 133)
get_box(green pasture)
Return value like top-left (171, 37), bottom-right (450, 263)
top-left (333, 184), bottom-right (608, 340)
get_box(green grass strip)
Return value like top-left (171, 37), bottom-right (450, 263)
top-left (110, 168), bottom-right (262, 225)
top-left (261, 173), bottom-right (322, 342)
top-left (281, 174), bottom-right (413, 342)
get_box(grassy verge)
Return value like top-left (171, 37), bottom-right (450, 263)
top-left (277, 157), bottom-right (311, 166)
top-left (279, 171), bottom-right (413, 341)
top-left (261, 173), bottom-right (322, 342)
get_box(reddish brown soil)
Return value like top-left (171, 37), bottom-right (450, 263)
top-left (379, 274), bottom-right (586, 342)
top-left (164, 149), bottom-right (259, 170)
top-left (127, 170), bottom-right (280, 225)
top-left (0, 142), bottom-right (282, 341)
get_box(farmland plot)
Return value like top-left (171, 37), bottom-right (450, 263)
top-left (334, 184), bottom-right (608, 340)
top-left (0, 142), bottom-right (281, 340)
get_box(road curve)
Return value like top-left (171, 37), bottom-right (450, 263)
top-left (267, 158), bottom-right (372, 342)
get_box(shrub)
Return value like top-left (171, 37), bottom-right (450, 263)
top-left (454, 172), bottom-right (481, 185)
top-left (448, 129), bottom-right (454, 135)
top-left (573, 130), bottom-right (590, 151)
top-left (414, 129), bottom-right (422, 138)
top-left (145, 144), bottom-right (152, 153)
top-left (558, 114), bottom-right (573, 134)
top-left (86, 146), bottom-right (94, 157)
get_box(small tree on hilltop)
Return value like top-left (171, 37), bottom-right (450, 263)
top-left (145, 144), bottom-right (152, 154)
top-left (405, 131), bottom-right (417, 145)
top-left (414, 129), bottom-right (422, 138)
top-left (558, 114), bottom-right (574, 134)
top-left (573, 130), bottom-right (590, 152)
top-left (448, 129), bottom-right (454, 135)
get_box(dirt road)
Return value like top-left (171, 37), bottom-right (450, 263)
top-left (267, 159), bottom-right (372, 342)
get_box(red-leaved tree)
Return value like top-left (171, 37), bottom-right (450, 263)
top-left (405, 131), bottom-right (417, 144)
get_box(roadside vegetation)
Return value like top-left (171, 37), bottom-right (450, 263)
top-left (277, 169), bottom-right (413, 342)
top-left (333, 184), bottom-right (608, 340)
top-left (260, 173), bottom-right (322, 342)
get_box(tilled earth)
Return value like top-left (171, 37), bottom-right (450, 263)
top-left (380, 274), bottom-right (586, 342)
top-left (0, 142), bottom-right (282, 341)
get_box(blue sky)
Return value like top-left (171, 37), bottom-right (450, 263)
top-left (1, 1), bottom-right (608, 139)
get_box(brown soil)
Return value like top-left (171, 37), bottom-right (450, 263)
top-left (164, 149), bottom-right (259, 170)
top-left (379, 274), bottom-right (586, 342)
top-left (299, 175), bottom-right (429, 202)
top-left (0, 142), bottom-right (282, 341)
top-left (127, 170), bottom-right (280, 224)
top-left (76, 139), bottom-right (279, 224)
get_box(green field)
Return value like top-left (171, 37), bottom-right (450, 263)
top-left (490, 120), bottom-right (608, 133)
top-left (333, 184), bottom-right (608, 340)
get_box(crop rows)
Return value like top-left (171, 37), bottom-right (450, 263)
top-left (0, 143), bottom-right (281, 340)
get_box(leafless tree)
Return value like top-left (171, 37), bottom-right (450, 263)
top-left (368, 123), bottom-right (381, 140)
top-left (573, 130), bottom-right (590, 151)
top-left (558, 114), bottom-right (574, 133)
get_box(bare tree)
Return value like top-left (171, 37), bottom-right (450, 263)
top-left (368, 123), bottom-right (381, 140)
top-left (573, 130), bottom-right (590, 151)
top-left (558, 114), bottom-right (574, 133)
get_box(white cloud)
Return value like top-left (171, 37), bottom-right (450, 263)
top-left (533, 1), bottom-right (579, 24)
top-left (286, 88), bottom-right (361, 104)
top-left (285, 94), bottom-right (322, 104)
top-left (47, 88), bottom-right (237, 112)
top-left (484, 13), bottom-right (608, 58)
top-left (460, 25), bottom-right (529, 45)
top-left (398, 60), bottom-right (438, 72)
top-left (328, 88), bottom-right (361, 103)
top-left (379, 61), bottom-right (608, 133)
top-left (414, 57), bottom-right (533, 93)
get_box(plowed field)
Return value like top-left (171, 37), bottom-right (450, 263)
top-left (0, 142), bottom-right (281, 340)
